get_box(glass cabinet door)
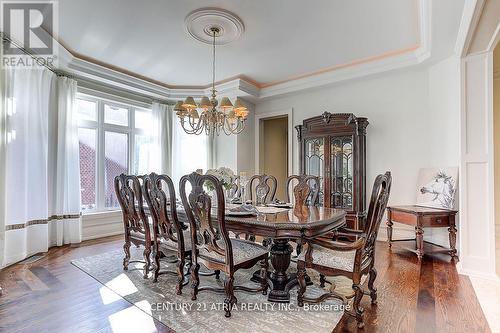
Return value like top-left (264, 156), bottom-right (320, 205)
top-left (304, 138), bottom-right (324, 205)
top-left (330, 136), bottom-right (353, 209)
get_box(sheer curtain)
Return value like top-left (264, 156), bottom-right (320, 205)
top-left (49, 76), bottom-right (82, 246)
top-left (171, 114), bottom-right (209, 188)
top-left (152, 102), bottom-right (172, 174)
top-left (0, 68), bottom-right (82, 267)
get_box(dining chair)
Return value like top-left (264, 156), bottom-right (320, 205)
top-left (179, 172), bottom-right (269, 317)
top-left (285, 174), bottom-right (320, 206)
top-left (247, 174), bottom-right (277, 204)
top-left (142, 173), bottom-right (191, 294)
top-left (114, 174), bottom-right (152, 279)
top-left (285, 174), bottom-right (320, 255)
top-left (296, 171), bottom-right (392, 329)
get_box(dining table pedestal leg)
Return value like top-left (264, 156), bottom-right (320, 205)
top-left (251, 238), bottom-right (310, 303)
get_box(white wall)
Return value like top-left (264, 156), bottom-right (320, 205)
top-left (254, 63), bottom-right (460, 242)
top-left (426, 57), bottom-right (461, 245)
top-left (215, 100), bottom-right (255, 176)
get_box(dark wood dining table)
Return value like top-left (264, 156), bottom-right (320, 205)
top-left (223, 205), bottom-right (346, 302)
top-left (148, 203), bottom-right (346, 303)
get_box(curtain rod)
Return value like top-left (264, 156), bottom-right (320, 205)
top-left (0, 32), bottom-right (72, 78)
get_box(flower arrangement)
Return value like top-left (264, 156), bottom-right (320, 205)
top-left (205, 167), bottom-right (236, 191)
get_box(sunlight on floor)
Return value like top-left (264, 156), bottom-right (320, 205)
top-left (108, 304), bottom-right (157, 333)
top-left (99, 285), bottom-right (123, 305)
top-left (104, 273), bottom-right (138, 298)
top-left (470, 276), bottom-right (500, 333)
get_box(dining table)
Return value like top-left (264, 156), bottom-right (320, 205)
top-left (223, 204), bottom-right (346, 302)
top-left (146, 202), bottom-right (346, 303)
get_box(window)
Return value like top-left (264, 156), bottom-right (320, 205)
top-left (77, 95), bottom-right (156, 212)
top-left (172, 116), bottom-right (209, 189)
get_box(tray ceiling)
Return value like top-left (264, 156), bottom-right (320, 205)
top-left (56, 0), bottom-right (423, 87)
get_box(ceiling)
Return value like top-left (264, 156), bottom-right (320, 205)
top-left (51, 0), bottom-right (465, 93)
top-left (56, 0), bottom-right (420, 88)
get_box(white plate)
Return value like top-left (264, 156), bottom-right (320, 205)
top-left (225, 211), bottom-right (256, 216)
top-left (267, 203), bottom-right (293, 208)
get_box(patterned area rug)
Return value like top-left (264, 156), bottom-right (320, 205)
top-left (72, 247), bottom-right (348, 333)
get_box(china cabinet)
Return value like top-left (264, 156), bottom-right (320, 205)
top-left (295, 112), bottom-right (368, 229)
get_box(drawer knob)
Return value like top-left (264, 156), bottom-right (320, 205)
top-left (436, 219), bottom-right (442, 224)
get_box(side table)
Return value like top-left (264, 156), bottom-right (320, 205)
top-left (386, 205), bottom-right (458, 260)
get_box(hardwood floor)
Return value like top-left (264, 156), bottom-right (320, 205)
top-left (0, 236), bottom-right (491, 333)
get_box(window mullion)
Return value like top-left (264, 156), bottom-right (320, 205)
top-left (97, 100), bottom-right (105, 211)
top-left (129, 107), bottom-right (135, 175)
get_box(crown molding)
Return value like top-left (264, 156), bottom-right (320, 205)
top-left (454, 0), bottom-right (485, 57)
top-left (48, 0), bottom-right (432, 102)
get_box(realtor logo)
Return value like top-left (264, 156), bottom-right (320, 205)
top-left (1, 1), bottom-right (58, 68)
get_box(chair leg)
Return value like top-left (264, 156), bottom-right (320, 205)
top-left (143, 245), bottom-right (151, 279)
top-left (153, 247), bottom-right (160, 283)
top-left (297, 260), bottom-right (307, 307)
top-left (260, 258), bottom-right (269, 295)
top-left (224, 273), bottom-right (235, 318)
top-left (352, 283), bottom-right (365, 329)
top-left (123, 239), bottom-right (131, 270)
top-left (368, 267), bottom-right (378, 305)
top-left (190, 262), bottom-right (200, 301)
top-left (319, 274), bottom-right (326, 288)
top-left (296, 241), bottom-right (303, 256)
top-left (176, 258), bottom-right (185, 295)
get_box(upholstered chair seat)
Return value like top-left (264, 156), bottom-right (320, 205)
top-left (297, 243), bottom-right (358, 272)
top-left (129, 220), bottom-right (154, 240)
top-left (160, 228), bottom-right (193, 251)
top-left (200, 239), bottom-right (268, 266)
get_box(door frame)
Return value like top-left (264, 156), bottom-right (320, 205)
top-left (254, 108), bottom-right (293, 176)
top-left (456, 0), bottom-right (500, 278)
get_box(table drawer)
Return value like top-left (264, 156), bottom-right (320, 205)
top-left (390, 210), bottom-right (418, 225)
top-left (420, 215), bottom-right (450, 227)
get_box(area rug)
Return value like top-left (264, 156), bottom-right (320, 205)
top-left (72, 247), bottom-right (348, 333)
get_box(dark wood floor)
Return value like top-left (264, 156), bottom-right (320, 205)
top-left (0, 236), bottom-right (491, 333)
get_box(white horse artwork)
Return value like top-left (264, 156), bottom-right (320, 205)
top-left (416, 168), bottom-right (458, 209)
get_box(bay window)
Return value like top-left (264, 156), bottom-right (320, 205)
top-left (77, 94), bottom-right (157, 212)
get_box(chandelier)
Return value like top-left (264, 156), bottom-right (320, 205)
top-left (174, 27), bottom-right (248, 136)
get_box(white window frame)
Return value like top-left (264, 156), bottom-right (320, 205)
top-left (77, 92), bottom-right (152, 213)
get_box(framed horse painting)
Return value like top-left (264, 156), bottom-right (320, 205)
top-left (416, 167), bottom-right (458, 210)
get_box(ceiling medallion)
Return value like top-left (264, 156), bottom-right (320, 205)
top-left (184, 8), bottom-right (245, 45)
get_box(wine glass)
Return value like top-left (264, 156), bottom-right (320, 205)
top-left (239, 172), bottom-right (248, 203)
top-left (256, 186), bottom-right (267, 206)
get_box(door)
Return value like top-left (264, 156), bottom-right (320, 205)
top-left (261, 117), bottom-right (288, 200)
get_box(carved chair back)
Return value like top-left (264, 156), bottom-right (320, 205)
top-left (114, 174), bottom-right (150, 236)
top-left (247, 174), bottom-right (277, 204)
top-left (143, 173), bottom-right (185, 248)
top-left (179, 172), bottom-right (234, 268)
top-left (286, 175), bottom-right (320, 206)
top-left (362, 172), bottom-right (392, 261)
